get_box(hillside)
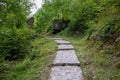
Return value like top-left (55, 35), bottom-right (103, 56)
top-left (0, 0), bottom-right (120, 80)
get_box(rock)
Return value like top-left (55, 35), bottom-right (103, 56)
top-left (58, 45), bottom-right (74, 50)
top-left (49, 66), bottom-right (83, 80)
top-left (54, 40), bottom-right (71, 45)
top-left (49, 38), bottom-right (83, 80)
top-left (54, 50), bottom-right (80, 66)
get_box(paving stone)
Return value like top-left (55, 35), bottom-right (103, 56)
top-left (54, 50), bottom-right (80, 66)
top-left (58, 45), bottom-right (74, 50)
top-left (55, 40), bottom-right (71, 44)
top-left (51, 38), bottom-right (62, 40)
top-left (49, 66), bottom-right (84, 80)
top-left (49, 38), bottom-right (83, 80)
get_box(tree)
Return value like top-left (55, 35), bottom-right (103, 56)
top-left (0, 0), bottom-right (31, 28)
top-left (0, 0), bottom-right (33, 60)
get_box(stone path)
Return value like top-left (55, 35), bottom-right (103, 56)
top-left (55, 40), bottom-right (71, 45)
top-left (49, 38), bottom-right (83, 80)
top-left (58, 45), bottom-right (74, 50)
top-left (54, 50), bottom-right (80, 66)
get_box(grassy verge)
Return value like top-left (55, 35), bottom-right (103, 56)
top-left (0, 36), bottom-right (57, 80)
top-left (58, 35), bottom-right (120, 80)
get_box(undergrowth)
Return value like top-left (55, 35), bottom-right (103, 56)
top-left (0, 36), bottom-right (57, 80)
top-left (58, 35), bottom-right (120, 80)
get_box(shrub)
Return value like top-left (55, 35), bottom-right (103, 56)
top-left (0, 27), bottom-right (32, 60)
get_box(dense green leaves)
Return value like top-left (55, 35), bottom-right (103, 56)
top-left (0, 27), bottom-right (32, 60)
top-left (35, 0), bottom-right (101, 34)
top-left (0, 0), bottom-right (31, 28)
top-left (35, 0), bottom-right (120, 54)
top-left (35, 0), bottom-right (119, 36)
top-left (0, 0), bottom-right (32, 60)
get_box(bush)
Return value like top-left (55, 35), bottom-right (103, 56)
top-left (0, 27), bottom-right (32, 60)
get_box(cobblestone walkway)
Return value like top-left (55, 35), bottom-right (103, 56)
top-left (49, 38), bottom-right (84, 80)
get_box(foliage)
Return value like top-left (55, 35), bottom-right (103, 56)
top-left (34, 0), bottom-right (72, 33)
top-left (0, 0), bottom-right (33, 60)
top-left (35, 0), bottom-right (119, 36)
top-left (0, 27), bottom-right (32, 60)
top-left (42, 0), bottom-right (119, 54)
top-left (56, 1), bottom-right (120, 79)
top-left (35, 0), bottom-right (101, 34)
top-left (58, 36), bottom-right (120, 80)
top-left (0, 0), bottom-right (31, 28)
top-left (0, 0), bottom-right (119, 79)
top-left (86, 0), bottom-right (120, 55)
top-left (0, 37), bottom-right (57, 80)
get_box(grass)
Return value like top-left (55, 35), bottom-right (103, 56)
top-left (58, 35), bottom-right (120, 80)
top-left (0, 36), bottom-right (57, 80)
top-left (1, 34), bottom-right (119, 80)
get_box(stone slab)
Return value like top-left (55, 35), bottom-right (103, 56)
top-left (51, 38), bottom-right (62, 40)
top-left (49, 66), bottom-right (84, 80)
top-left (54, 50), bottom-right (80, 66)
top-left (58, 45), bottom-right (74, 50)
top-left (55, 40), bottom-right (71, 44)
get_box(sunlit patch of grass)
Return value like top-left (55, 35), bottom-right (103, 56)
top-left (1, 36), bottom-right (57, 80)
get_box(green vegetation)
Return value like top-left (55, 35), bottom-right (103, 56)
top-left (34, 0), bottom-right (120, 79)
top-left (0, 0), bottom-right (120, 80)
top-left (35, 0), bottom-right (120, 57)
top-left (58, 36), bottom-right (120, 80)
top-left (0, 37), bottom-right (57, 80)
top-left (0, 0), bottom-right (57, 80)
top-left (35, 0), bottom-right (120, 35)
top-left (0, 27), bottom-right (33, 60)
top-left (0, 0), bottom-right (32, 60)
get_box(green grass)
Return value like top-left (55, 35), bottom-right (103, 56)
top-left (58, 35), bottom-right (120, 80)
top-left (1, 35), bottom-right (119, 80)
top-left (0, 36), bottom-right (57, 80)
